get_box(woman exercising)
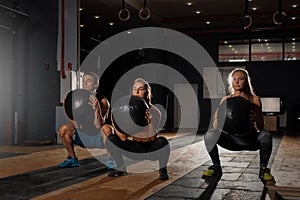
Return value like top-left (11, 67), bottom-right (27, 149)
top-left (107, 78), bottom-right (170, 180)
top-left (203, 68), bottom-right (274, 183)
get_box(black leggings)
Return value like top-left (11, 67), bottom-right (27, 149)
top-left (204, 129), bottom-right (273, 168)
top-left (107, 134), bottom-right (170, 171)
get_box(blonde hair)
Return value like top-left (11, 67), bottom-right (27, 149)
top-left (228, 68), bottom-right (255, 98)
top-left (134, 77), bottom-right (152, 105)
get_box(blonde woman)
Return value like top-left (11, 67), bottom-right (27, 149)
top-left (203, 68), bottom-right (274, 183)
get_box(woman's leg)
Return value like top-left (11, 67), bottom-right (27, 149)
top-left (204, 129), bottom-right (222, 167)
top-left (257, 130), bottom-right (273, 168)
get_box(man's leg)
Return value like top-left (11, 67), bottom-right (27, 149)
top-left (58, 124), bottom-right (79, 168)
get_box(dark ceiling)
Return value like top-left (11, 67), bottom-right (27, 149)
top-left (79, 0), bottom-right (300, 54)
top-left (0, 0), bottom-right (299, 60)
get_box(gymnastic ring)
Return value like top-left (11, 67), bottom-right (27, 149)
top-left (118, 8), bottom-right (130, 21)
top-left (138, 7), bottom-right (151, 20)
top-left (273, 11), bottom-right (287, 25)
top-left (241, 14), bottom-right (252, 30)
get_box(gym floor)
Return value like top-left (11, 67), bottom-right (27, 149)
top-left (0, 130), bottom-right (300, 200)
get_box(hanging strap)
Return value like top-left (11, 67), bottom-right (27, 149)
top-left (273, 0), bottom-right (287, 25)
top-left (118, 0), bottom-right (130, 21)
top-left (139, 0), bottom-right (151, 20)
top-left (240, 0), bottom-right (252, 30)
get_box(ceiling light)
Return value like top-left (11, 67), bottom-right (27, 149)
top-left (108, 22), bottom-right (114, 26)
top-left (186, 2), bottom-right (193, 6)
top-left (291, 17), bottom-right (296, 20)
top-left (127, 31), bottom-right (132, 34)
top-left (251, 7), bottom-right (258, 11)
top-left (292, 4), bottom-right (298, 8)
top-left (80, 24), bottom-right (85, 28)
top-left (79, 8), bottom-right (83, 11)
top-left (195, 10), bottom-right (201, 14)
top-left (206, 21), bottom-right (210, 25)
top-left (94, 16), bottom-right (100, 19)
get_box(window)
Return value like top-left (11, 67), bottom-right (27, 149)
top-left (218, 40), bottom-right (249, 62)
top-left (218, 37), bottom-right (300, 62)
top-left (251, 38), bottom-right (283, 61)
top-left (285, 38), bottom-right (300, 61)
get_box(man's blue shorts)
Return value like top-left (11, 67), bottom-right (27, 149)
top-left (73, 128), bottom-right (104, 149)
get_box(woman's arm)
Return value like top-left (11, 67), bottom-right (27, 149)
top-left (100, 98), bottom-right (110, 120)
top-left (251, 96), bottom-right (264, 131)
top-left (110, 114), bottom-right (128, 141)
top-left (213, 96), bottom-right (230, 129)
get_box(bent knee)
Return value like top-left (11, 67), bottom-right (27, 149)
top-left (58, 124), bottom-right (74, 137)
top-left (156, 136), bottom-right (169, 146)
top-left (101, 124), bottom-right (114, 136)
top-left (258, 131), bottom-right (272, 143)
top-left (204, 129), bottom-right (221, 141)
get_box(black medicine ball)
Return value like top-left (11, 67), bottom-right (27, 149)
top-left (112, 95), bottom-right (149, 135)
top-left (64, 89), bottom-right (93, 120)
top-left (217, 96), bottom-right (252, 135)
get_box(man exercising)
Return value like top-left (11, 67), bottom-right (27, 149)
top-left (58, 72), bottom-right (115, 169)
top-left (202, 68), bottom-right (274, 183)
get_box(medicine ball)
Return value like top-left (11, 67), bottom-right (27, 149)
top-left (217, 96), bottom-right (252, 135)
top-left (64, 88), bottom-right (93, 121)
top-left (112, 95), bottom-right (149, 135)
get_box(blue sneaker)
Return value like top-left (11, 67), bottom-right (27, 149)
top-left (58, 155), bottom-right (79, 168)
top-left (106, 158), bottom-right (116, 170)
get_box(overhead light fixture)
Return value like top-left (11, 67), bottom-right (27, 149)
top-left (186, 2), bottom-right (193, 6)
top-left (94, 16), bottom-right (100, 19)
top-left (80, 24), bottom-right (85, 28)
top-left (229, 58), bottom-right (246, 62)
top-left (195, 10), bottom-right (201, 14)
top-left (251, 7), bottom-right (258, 11)
top-left (205, 21), bottom-right (211, 25)
top-left (108, 22), bottom-right (114, 26)
top-left (292, 4), bottom-right (298, 8)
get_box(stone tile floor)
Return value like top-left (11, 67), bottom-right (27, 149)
top-left (147, 133), bottom-right (282, 200)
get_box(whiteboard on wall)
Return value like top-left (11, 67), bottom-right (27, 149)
top-left (203, 66), bottom-right (245, 99)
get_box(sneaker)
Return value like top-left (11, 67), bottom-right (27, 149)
top-left (159, 167), bottom-right (169, 180)
top-left (202, 165), bottom-right (222, 177)
top-left (259, 167), bottom-right (274, 182)
top-left (106, 158), bottom-right (116, 170)
top-left (58, 155), bottom-right (79, 168)
top-left (108, 169), bottom-right (128, 177)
